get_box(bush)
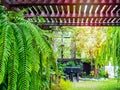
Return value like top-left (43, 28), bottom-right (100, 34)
top-left (51, 79), bottom-right (71, 90)
top-left (99, 70), bottom-right (108, 78)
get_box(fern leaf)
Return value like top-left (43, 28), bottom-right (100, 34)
top-left (30, 71), bottom-right (40, 90)
top-left (0, 22), bottom-right (11, 84)
top-left (8, 24), bottom-right (18, 90)
top-left (16, 23), bottom-right (33, 90)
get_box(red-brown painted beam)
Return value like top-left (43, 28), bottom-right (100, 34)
top-left (4, 0), bottom-right (120, 6)
top-left (41, 22), bottom-right (120, 26)
top-left (1, 0), bottom-right (11, 10)
top-left (24, 13), bottom-right (120, 18)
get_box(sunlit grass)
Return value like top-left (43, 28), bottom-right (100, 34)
top-left (51, 79), bottom-right (120, 90)
top-left (69, 79), bottom-right (120, 90)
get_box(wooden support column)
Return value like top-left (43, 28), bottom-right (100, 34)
top-left (61, 30), bottom-right (64, 59)
top-left (71, 34), bottom-right (76, 59)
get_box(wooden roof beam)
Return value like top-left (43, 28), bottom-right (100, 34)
top-left (42, 22), bottom-right (120, 26)
top-left (2, 0), bottom-right (120, 6)
top-left (24, 13), bottom-right (120, 18)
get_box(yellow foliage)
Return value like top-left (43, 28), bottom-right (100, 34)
top-left (60, 79), bottom-right (71, 90)
top-left (51, 79), bottom-right (72, 90)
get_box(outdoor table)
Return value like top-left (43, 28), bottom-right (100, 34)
top-left (64, 66), bottom-right (81, 81)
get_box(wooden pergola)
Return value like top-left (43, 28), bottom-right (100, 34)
top-left (2, 0), bottom-right (120, 26)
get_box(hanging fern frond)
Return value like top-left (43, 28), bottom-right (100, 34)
top-left (0, 21), bottom-right (11, 84)
top-left (16, 23), bottom-right (33, 90)
top-left (0, 5), bottom-right (57, 90)
top-left (30, 71), bottom-right (40, 90)
top-left (7, 24), bottom-right (18, 90)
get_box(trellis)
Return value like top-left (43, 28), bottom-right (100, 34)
top-left (2, 0), bottom-right (120, 26)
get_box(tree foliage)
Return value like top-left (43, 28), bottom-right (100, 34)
top-left (98, 27), bottom-right (120, 79)
top-left (74, 26), bottom-right (120, 78)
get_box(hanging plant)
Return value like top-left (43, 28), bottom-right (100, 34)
top-left (0, 6), bottom-right (57, 90)
top-left (106, 27), bottom-right (120, 79)
top-left (95, 26), bottom-right (120, 79)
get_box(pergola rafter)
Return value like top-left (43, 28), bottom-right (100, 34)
top-left (2, 0), bottom-right (120, 26)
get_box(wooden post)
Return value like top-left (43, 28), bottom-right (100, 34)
top-left (71, 34), bottom-right (76, 59)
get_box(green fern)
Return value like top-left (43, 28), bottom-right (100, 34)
top-left (0, 5), bottom-right (57, 90)
top-left (16, 23), bottom-right (33, 90)
top-left (0, 21), bottom-right (11, 84)
top-left (7, 24), bottom-right (18, 90)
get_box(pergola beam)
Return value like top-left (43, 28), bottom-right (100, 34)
top-left (4, 0), bottom-right (120, 6)
top-left (2, 0), bottom-right (120, 26)
top-left (42, 22), bottom-right (120, 26)
top-left (25, 14), bottom-right (120, 18)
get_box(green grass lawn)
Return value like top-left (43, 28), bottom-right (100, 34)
top-left (68, 79), bottom-right (120, 90)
